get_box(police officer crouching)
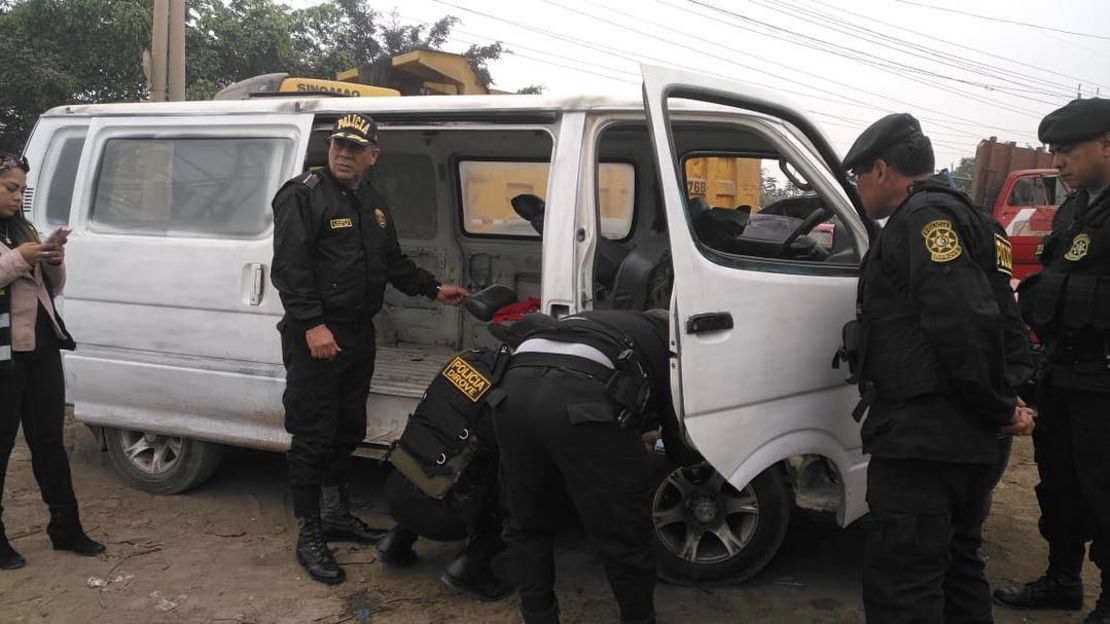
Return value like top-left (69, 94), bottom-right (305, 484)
top-left (839, 113), bottom-right (1035, 622)
top-left (270, 113), bottom-right (467, 584)
top-left (493, 309), bottom-right (697, 624)
top-left (994, 98), bottom-right (1110, 624)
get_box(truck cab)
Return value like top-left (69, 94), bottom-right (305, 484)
top-left (991, 169), bottom-right (1063, 280)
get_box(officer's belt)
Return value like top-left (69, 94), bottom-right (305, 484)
top-left (509, 351), bottom-right (646, 416)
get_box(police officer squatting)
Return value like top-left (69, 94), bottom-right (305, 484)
top-left (993, 97), bottom-right (1110, 624)
top-left (837, 112), bottom-right (1036, 623)
top-left (270, 113), bottom-right (467, 585)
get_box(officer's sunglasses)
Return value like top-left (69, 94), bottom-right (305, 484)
top-left (331, 138), bottom-right (376, 153)
top-left (0, 153), bottom-right (29, 174)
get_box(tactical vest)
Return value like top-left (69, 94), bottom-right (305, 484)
top-left (1019, 189), bottom-right (1110, 370)
top-left (847, 183), bottom-right (1014, 413)
top-left (389, 345), bottom-right (511, 499)
top-left (511, 314), bottom-right (654, 429)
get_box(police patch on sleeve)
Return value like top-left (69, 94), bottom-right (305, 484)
top-left (994, 234), bottom-right (1013, 276)
top-left (921, 219), bottom-right (962, 262)
top-left (441, 357), bottom-right (491, 402)
top-left (330, 218), bottom-right (353, 229)
top-left (1064, 232), bottom-right (1091, 261)
top-left (374, 208), bottom-right (388, 229)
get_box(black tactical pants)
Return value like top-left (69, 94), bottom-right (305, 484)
top-left (494, 366), bottom-right (656, 624)
top-left (1033, 381), bottom-right (1110, 584)
top-left (0, 308), bottom-right (77, 518)
top-left (863, 457), bottom-right (996, 624)
top-left (281, 319), bottom-right (375, 518)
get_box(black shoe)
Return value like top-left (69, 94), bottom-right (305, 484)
top-left (375, 527), bottom-right (419, 567)
top-left (320, 485), bottom-right (386, 544)
top-left (993, 574), bottom-right (1084, 611)
top-left (296, 517), bottom-right (345, 585)
top-left (46, 506), bottom-right (105, 556)
top-left (441, 549), bottom-right (513, 601)
top-left (1083, 596), bottom-right (1110, 624)
top-left (0, 532), bottom-right (25, 570)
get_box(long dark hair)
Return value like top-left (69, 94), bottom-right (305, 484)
top-left (0, 153), bottom-right (36, 245)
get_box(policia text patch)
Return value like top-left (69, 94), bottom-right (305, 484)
top-left (921, 219), bottom-right (962, 262)
top-left (994, 234), bottom-right (1013, 276)
top-left (441, 357), bottom-right (492, 402)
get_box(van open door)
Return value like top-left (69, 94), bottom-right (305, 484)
top-left (641, 64), bottom-right (871, 525)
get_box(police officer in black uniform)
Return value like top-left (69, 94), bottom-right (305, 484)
top-left (494, 309), bottom-right (698, 624)
top-left (842, 113), bottom-right (1035, 622)
top-left (271, 113), bottom-right (467, 584)
top-left (994, 98), bottom-right (1110, 624)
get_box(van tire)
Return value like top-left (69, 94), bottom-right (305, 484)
top-left (104, 428), bottom-right (223, 495)
top-left (651, 460), bottom-right (790, 584)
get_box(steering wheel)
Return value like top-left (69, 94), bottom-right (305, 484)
top-left (778, 205), bottom-right (831, 258)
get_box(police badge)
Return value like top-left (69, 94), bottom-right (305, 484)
top-left (375, 208), bottom-right (387, 229)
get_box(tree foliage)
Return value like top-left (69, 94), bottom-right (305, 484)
top-left (0, 0), bottom-right (510, 150)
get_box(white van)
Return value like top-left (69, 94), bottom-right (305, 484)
top-left (22, 66), bottom-right (870, 582)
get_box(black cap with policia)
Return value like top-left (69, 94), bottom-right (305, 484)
top-left (1038, 97), bottom-right (1110, 147)
top-left (329, 113), bottom-right (379, 146)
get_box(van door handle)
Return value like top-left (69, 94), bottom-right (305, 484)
top-left (685, 312), bottom-right (733, 334)
top-left (248, 263), bottom-right (265, 306)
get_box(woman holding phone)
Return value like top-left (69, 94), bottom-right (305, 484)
top-left (0, 153), bottom-right (103, 569)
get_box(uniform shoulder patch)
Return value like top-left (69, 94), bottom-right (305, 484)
top-left (292, 172), bottom-right (320, 189)
top-left (374, 208), bottom-right (388, 229)
top-left (1064, 232), bottom-right (1091, 261)
top-left (921, 219), bottom-right (962, 262)
top-left (994, 233), bottom-right (1013, 276)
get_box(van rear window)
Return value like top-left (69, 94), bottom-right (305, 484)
top-left (458, 160), bottom-right (634, 239)
top-left (91, 137), bottom-right (291, 237)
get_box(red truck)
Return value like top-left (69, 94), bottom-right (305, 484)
top-left (970, 139), bottom-right (1065, 280)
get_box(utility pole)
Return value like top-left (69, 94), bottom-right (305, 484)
top-left (168, 0), bottom-right (186, 101)
top-left (150, 0), bottom-right (169, 102)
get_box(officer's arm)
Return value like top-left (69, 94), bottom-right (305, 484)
top-left (904, 206), bottom-right (1016, 425)
top-left (271, 186), bottom-right (325, 327)
top-left (380, 203), bottom-right (440, 299)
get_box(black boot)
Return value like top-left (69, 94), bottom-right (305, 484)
top-left (521, 603), bottom-right (560, 624)
top-left (993, 573), bottom-right (1084, 610)
top-left (375, 526), bottom-right (419, 567)
top-left (295, 516), bottom-right (345, 585)
top-left (46, 505), bottom-right (105, 556)
top-left (320, 484), bottom-right (386, 544)
top-left (441, 545), bottom-right (513, 601)
top-left (0, 517), bottom-right (26, 570)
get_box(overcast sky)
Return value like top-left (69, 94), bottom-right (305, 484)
top-left (281, 0), bottom-right (1110, 170)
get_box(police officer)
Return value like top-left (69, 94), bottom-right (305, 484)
top-left (494, 309), bottom-right (698, 624)
top-left (843, 113), bottom-right (1035, 622)
top-left (271, 113), bottom-right (467, 584)
top-left (994, 98), bottom-right (1110, 624)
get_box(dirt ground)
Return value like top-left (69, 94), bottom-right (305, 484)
top-left (0, 421), bottom-right (1101, 624)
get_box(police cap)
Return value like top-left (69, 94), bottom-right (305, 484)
top-left (842, 113), bottom-right (923, 171)
top-left (329, 113), bottom-right (379, 146)
top-left (1038, 98), bottom-right (1110, 147)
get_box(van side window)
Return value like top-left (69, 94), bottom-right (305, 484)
top-left (39, 135), bottom-right (86, 226)
top-left (682, 153), bottom-right (859, 267)
top-left (91, 137), bottom-right (291, 237)
top-left (458, 160), bottom-right (634, 239)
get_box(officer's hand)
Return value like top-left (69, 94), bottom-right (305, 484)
top-left (436, 284), bottom-right (468, 306)
top-left (641, 427), bottom-right (662, 453)
top-left (305, 324), bottom-right (341, 360)
top-left (1001, 405), bottom-right (1035, 436)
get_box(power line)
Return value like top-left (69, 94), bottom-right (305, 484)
top-left (803, 0), bottom-right (1107, 93)
top-left (893, 0), bottom-right (1110, 41)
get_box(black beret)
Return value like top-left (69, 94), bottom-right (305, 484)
top-left (843, 113), bottom-right (923, 171)
top-left (1038, 98), bottom-right (1110, 146)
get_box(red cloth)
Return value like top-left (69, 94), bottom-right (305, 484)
top-left (492, 297), bottom-right (540, 323)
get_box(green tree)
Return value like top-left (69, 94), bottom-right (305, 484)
top-left (952, 156), bottom-right (976, 194)
top-left (0, 0), bottom-right (513, 149)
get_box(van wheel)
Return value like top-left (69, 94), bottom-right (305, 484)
top-left (651, 461), bottom-right (789, 583)
top-left (104, 428), bottom-right (223, 495)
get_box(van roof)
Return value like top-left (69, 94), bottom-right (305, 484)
top-left (42, 93), bottom-right (662, 118)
